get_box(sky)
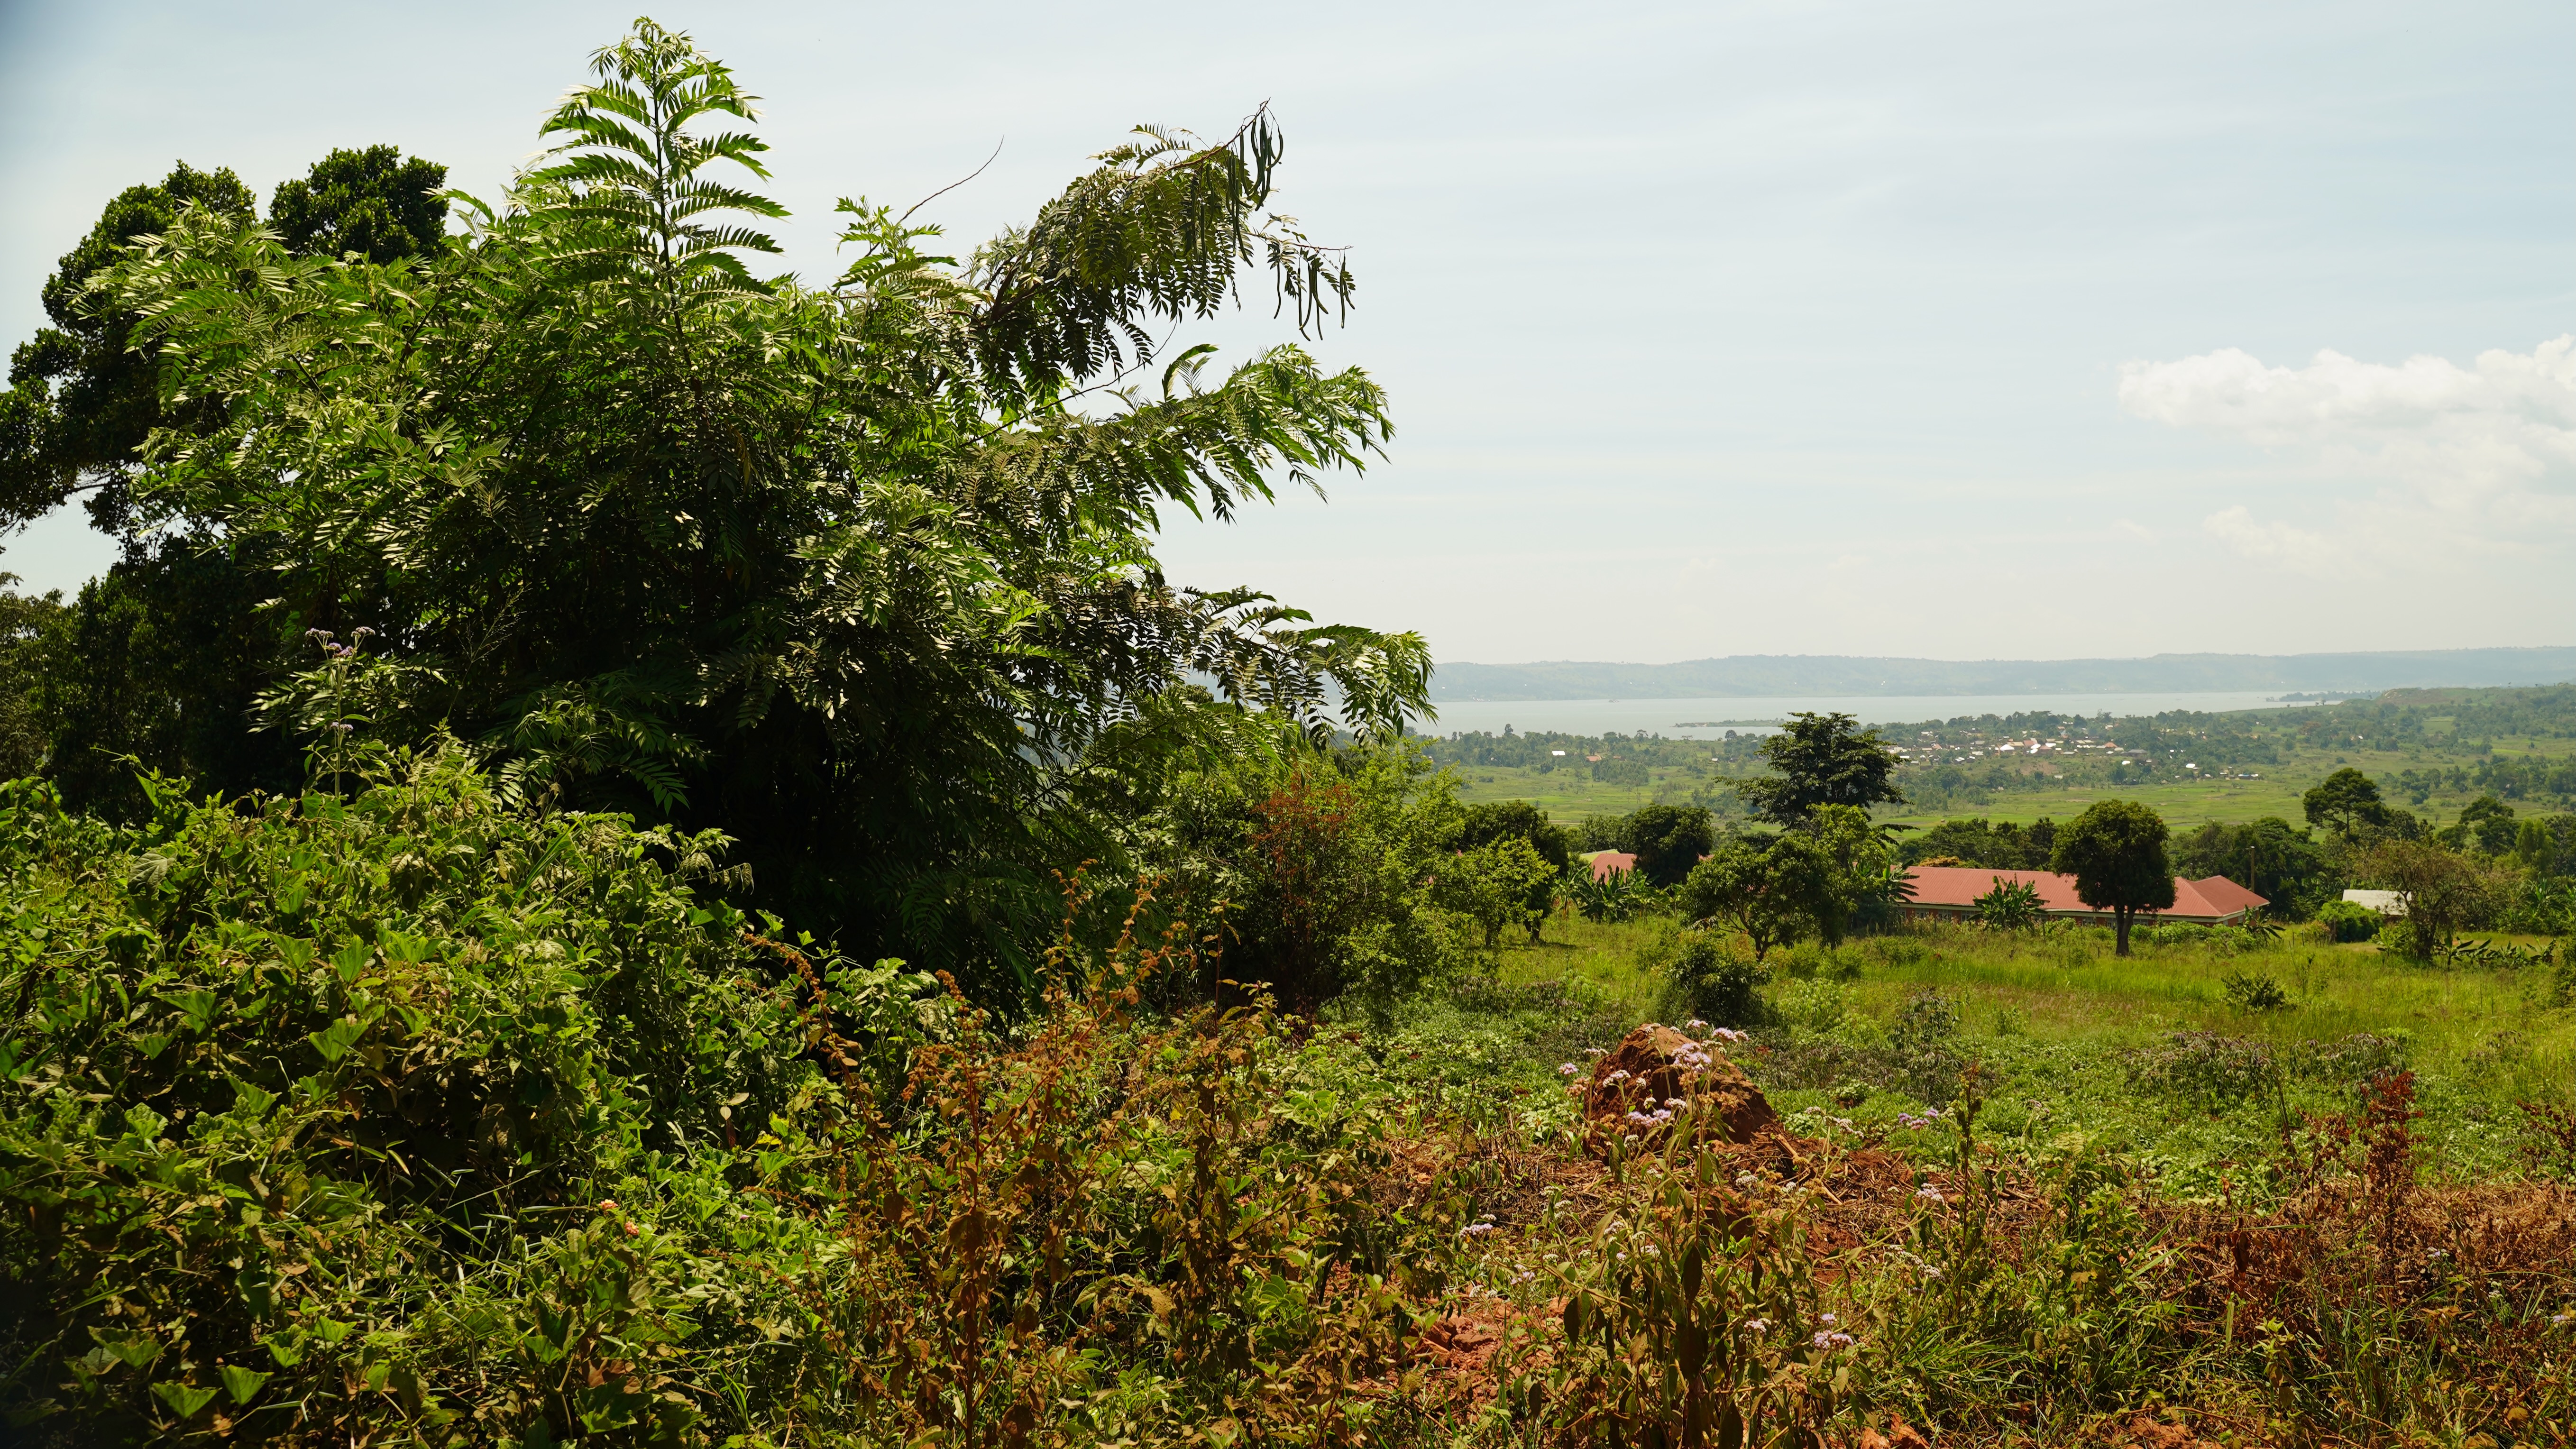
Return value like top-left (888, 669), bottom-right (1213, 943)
top-left (1, 0), bottom-right (2568, 667)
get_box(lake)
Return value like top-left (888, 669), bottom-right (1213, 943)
top-left (1416, 691), bottom-right (2330, 740)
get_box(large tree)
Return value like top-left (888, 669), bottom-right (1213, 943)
top-left (2049, 799), bottom-right (2175, 956)
top-left (2172, 816), bottom-right (2328, 918)
top-left (267, 145), bottom-right (449, 263)
top-left (2302, 766), bottom-right (2390, 840)
top-left (1738, 710), bottom-right (1904, 827)
top-left (1, 147), bottom-right (449, 806)
top-left (2, 148), bottom-right (447, 536)
top-left (1, 163), bottom-right (255, 534)
top-left (98, 21), bottom-right (1429, 988)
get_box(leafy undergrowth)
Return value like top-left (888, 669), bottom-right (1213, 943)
top-left (6, 758), bottom-right (2576, 1445)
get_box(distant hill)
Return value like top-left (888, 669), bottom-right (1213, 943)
top-left (1430, 649), bottom-right (2576, 701)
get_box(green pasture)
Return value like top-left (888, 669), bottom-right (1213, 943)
top-left (1449, 765), bottom-right (1685, 816)
top-left (1471, 914), bottom-right (2576, 1193)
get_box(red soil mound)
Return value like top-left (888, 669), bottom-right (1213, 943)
top-left (1582, 1023), bottom-right (1777, 1156)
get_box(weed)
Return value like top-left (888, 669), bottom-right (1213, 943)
top-left (2220, 968), bottom-right (2290, 1011)
top-left (2124, 1031), bottom-right (2282, 1109)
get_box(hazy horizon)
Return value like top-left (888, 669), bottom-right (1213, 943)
top-left (1442, 646), bottom-right (2576, 667)
top-left (4, 1), bottom-right (2569, 663)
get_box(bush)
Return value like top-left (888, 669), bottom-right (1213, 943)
top-left (2123, 1030), bottom-right (2281, 1108)
top-left (0, 754), bottom-right (1483, 1444)
top-left (1649, 928), bottom-right (1769, 1027)
top-left (2282, 1031), bottom-right (2414, 1086)
top-left (1770, 978), bottom-right (1855, 1036)
top-left (1888, 989), bottom-right (1966, 1101)
top-left (0, 751), bottom-right (849, 1442)
top-left (2316, 899), bottom-right (2386, 943)
top-left (1151, 744), bottom-right (1476, 1012)
top-left (2222, 968), bottom-right (2291, 1011)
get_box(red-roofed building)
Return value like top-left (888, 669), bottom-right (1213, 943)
top-left (1898, 866), bottom-right (2267, 926)
top-left (1588, 850), bottom-right (1638, 882)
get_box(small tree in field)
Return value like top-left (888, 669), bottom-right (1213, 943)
top-left (1678, 837), bottom-right (1829, 962)
top-left (1447, 835), bottom-right (1557, 948)
top-left (2050, 800), bottom-right (2174, 956)
top-left (1624, 804), bottom-right (1715, 888)
top-left (2360, 838), bottom-right (2515, 959)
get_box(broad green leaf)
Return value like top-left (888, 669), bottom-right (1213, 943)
top-left (151, 1381), bottom-right (220, 1419)
top-left (220, 1364), bottom-right (271, 1404)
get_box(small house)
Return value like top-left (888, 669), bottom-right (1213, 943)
top-left (1898, 866), bottom-right (2267, 926)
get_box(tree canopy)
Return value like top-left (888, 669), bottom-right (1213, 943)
top-left (1738, 710), bottom-right (1904, 826)
top-left (1622, 803), bottom-right (1715, 887)
top-left (2049, 799), bottom-right (2175, 956)
top-left (83, 21), bottom-right (1429, 987)
top-left (1678, 836), bottom-right (1823, 962)
top-left (2, 163), bottom-right (255, 534)
top-left (266, 144), bottom-right (450, 264)
top-left (2303, 766), bottom-right (2390, 839)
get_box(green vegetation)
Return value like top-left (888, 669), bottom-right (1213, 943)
top-left (1426, 685), bottom-right (2576, 833)
top-left (3, 19), bottom-right (2575, 1446)
top-left (1488, 914), bottom-right (2575, 1185)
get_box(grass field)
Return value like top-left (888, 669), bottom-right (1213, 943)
top-left (1431, 913), bottom-right (2576, 1193)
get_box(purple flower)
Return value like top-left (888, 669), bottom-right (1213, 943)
top-left (1742, 1317), bottom-right (1771, 1333)
top-left (1811, 1330), bottom-right (1854, 1350)
top-left (1558, 1063), bottom-right (1580, 1076)
top-left (1916, 1185), bottom-right (1947, 1203)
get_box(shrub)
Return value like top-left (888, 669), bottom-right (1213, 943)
top-left (1153, 745), bottom-right (1475, 1012)
top-left (0, 751), bottom-right (848, 1442)
top-left (2221, 968), bottom-right (2291, 1011)
top-left (2282, 1031), bottom-right (2414, 1085)
top-left (1502, 1115), bottom-right (1850, 1440)
top-left (1771, 978), bottom-right (1855, 1037)
top-left (1888, 990), bottom-right (1966, 1102)
top-left (2316, 899), bottom-right (2385, 943)
top-left (1650, 928), bottom-right (1769, 1027)
top-left (2122, 1031), bottom-right (2281, 1108)
top-left (1862, 933), bottom-right (1933, 971)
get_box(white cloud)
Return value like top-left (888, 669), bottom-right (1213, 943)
top-left (2119, 337), bottom-right (2576, 568)
top-left (2200, 505), bottom-right (2334, 573)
